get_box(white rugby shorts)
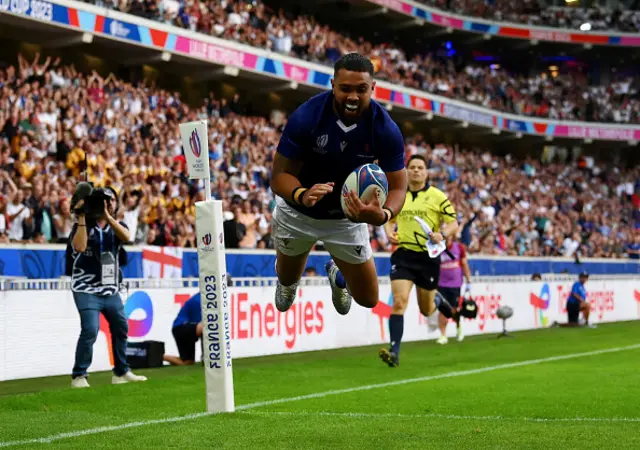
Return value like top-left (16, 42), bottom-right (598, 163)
top-left (272, 197), bottom-right (372, 264)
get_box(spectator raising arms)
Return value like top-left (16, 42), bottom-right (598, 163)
top-left (80, 0), bottom-right (640, 124)
top-left (0, 53), bottom-right (638, 259)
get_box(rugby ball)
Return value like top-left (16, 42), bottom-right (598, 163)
top-left (341, 164), bottom-right (388, 219)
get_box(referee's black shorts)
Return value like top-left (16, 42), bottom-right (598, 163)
top-left (390, 247), bottom-right (440, 291)
top-left (172, 323), bottom-right (199, 362)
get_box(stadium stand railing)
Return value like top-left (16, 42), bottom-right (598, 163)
top-left (2, 273), bottom-right (638, 292)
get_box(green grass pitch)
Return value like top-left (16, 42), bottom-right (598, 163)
top-left (1, 321), bottom-right (639, 449)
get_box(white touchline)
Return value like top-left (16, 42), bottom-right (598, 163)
top-left (1, 343), bottom-right (638, 448)
top-left (241, 410), bottom-right (640, 424)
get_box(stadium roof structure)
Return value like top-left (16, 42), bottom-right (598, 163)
top-left (339, 0), bottom-right (640, 49)
top-left (1, 0), bottom-right (638, 149)
top-left (279, 0), bottom-right (640, 69)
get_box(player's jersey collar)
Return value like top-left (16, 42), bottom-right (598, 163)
top-left (408, 183), bottom-right (430, 193)
top-left (336, 119), bottom-right (358, 133)
top-left (324, 91), bottom-right (374, 133)
top-left (408, 183), bottom-right (430, 200)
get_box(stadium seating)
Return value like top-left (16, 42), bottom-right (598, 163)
top-left (0, 53), bottom-right (638, 259)
top-left (77, 0), bottom-right (640, 124)
top-left (417, 0), bottom-right (640, 33)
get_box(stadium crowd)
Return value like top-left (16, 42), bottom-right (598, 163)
top-left (419, 1), bottom-right (640, 33)
top-left (0, 56), bottom-right (640, 257)
top-left (403, 139), bottom-right (640, 259)
top-left (1, 54), bottom-right (639, 259)
top-left (81, 0), bottom-right (639, 124)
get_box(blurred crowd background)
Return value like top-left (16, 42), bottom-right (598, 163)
top-left (81, 0), bottom-right (640, 124)
top-left (419, 0), bottom-right (640, 32)
top-left (1, 52), bottom-right (638, 259)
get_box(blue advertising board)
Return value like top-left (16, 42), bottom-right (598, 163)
top-left (0, 246), bottom-right (636, 280)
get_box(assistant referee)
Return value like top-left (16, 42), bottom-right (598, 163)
top-left (379, 155), bottom-right (459, 367)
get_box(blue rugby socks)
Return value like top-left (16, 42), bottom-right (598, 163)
top-left (389, 314), bottom-right (404, 356)
top-left (335, 269), bottom-right (346, 289)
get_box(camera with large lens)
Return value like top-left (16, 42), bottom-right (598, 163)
top-left (82, 188), bottom-right (112, 219)
top-left (71, 182), bottom-right (113, 219)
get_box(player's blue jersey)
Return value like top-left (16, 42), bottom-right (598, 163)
top-left (172, 293), bottom-right (202, 328)
top-left (568, 282), bottom-right (586, 304)
top-left (277, 91), bottom-right (406, 219)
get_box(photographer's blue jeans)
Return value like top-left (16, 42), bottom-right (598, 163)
top-left (72, 292), bottom-right (130, 378)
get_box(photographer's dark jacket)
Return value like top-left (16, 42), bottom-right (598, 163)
top-left (68, 222), bottom-right (128, 297)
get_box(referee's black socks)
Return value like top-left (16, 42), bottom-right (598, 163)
top-left (389, 314), bottom-right (404, 356)
top-left (434, 292), bottom-right (454, 319)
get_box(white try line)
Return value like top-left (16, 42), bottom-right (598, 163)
top-left (242, 410), bottom-right (640, 424)
top-left (1, 343), bottom-right (639, 448)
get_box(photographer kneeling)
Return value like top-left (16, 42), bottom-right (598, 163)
top-left (69, 184), bottom-right (147, 388)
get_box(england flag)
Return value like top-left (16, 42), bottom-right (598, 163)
top-left (142, 246), bottom-right (183, 279)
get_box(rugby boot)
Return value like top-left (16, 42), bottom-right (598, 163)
top-left (379, 348), bottom-right (399, 368)
top-left (325, 259), bottom-right (352, 315)
top-left (274, 259), bottom-right (298, 312)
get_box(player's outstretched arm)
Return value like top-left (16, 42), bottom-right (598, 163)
top-left (270, 152), bottom-right (334, 207)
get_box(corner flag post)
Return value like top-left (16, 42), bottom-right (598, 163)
top-left (179, 120), bottom-right (235, 413)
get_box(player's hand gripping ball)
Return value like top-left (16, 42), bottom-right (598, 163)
top-left (340, 164), bottom-right (388, 222)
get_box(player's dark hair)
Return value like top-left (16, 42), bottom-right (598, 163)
top-left (334, 53), bottom-right (374, 77)
top-left (407, 154), bottom-right (427, 166)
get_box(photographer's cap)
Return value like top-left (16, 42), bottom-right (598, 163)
top-left (102, 188), bottom-right (116, 199)
top-left (579, 271), bottom-right (589, 278)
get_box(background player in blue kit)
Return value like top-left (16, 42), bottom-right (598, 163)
top-left (269, 53), bottom-right (408, 315)
top-left (163, 293), bottom-right (204, 366)
top-left (556, 271), bottom-right (595, 328)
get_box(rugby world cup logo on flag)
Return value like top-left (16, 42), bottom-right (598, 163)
top-left (179, 121), bottom-right (209, 180)
top-left (190, 129), bottom-right (202, 158)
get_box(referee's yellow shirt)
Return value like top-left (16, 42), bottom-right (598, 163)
top-left (393, 185), bottom-right (457, 251)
